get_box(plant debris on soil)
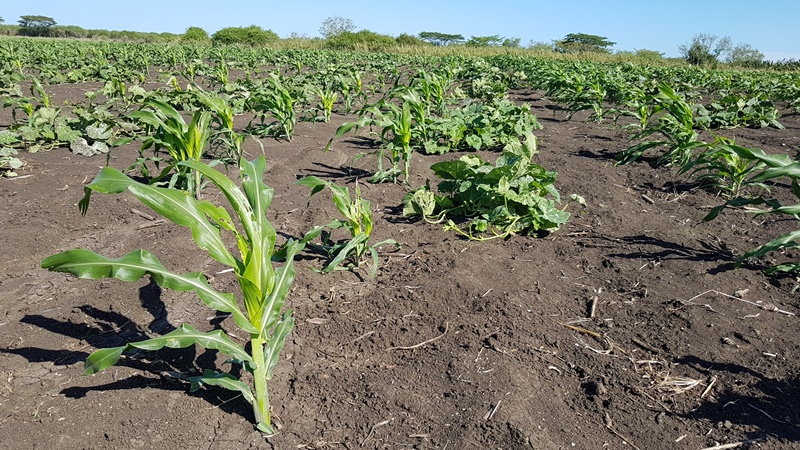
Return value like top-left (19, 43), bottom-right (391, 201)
top-left (1, 84), bottom-right (799, 450)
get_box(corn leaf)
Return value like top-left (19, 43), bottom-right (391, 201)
top-left (84, 324), bottom-right (252, 375)
top-left (79, 167), bottom-right (236, 267)
top-left (41, 249), bottom-right (256, 334)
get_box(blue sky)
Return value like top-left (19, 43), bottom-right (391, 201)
top-left (4, 1), bottom-right (799, 60)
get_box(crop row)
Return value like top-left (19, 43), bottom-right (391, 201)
top-left (2, 36), bottom-right (800, 434)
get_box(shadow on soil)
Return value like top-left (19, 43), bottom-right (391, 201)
top-left (678, 355), bottom-right (800, 443)
top-left (600, 234), bottom-right (735, 264)
top-left (1, 279), bottom-right (253, 422)
top-left (299, 161), bottom-right (373, 183)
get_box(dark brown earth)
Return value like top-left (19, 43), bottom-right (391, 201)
top-left (1, 84), bottom-right (800, 450)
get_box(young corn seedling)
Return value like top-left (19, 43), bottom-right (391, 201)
top-left (191, 88), bottom-right (245, 164)
top-left (679, 138), bottom-right (769, 198)
top-left (42, 156), bottom-right (305, 435)
top-left (296, 176), bottom-right (398, 277)
top-left (327, 91), bottom-right (424, 184)
top-left (616, 82), bottom-right (707, 167)
top-left (312, 85), bottom-right (338, 123)
top-left (129, 99), bottom-right (212, 198)
top-left (701, 145), bottom-right (800, 276)
top-left (248, 73), bottom-right (297, 141)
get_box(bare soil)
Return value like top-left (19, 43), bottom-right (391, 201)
top-left (1, 85), bottom-right (800, 450)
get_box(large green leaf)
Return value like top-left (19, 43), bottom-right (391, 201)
top-left (264, 313), bottom-right (294, 380)
top-left (740, 229), bottom-right (800, 264)
top-left (190, 369), bottom-right (255, 404)
top-left (84, 324), bottom-right (252, 375)
top-left (258, 240), bottom-right (302, 334)
top-left (79, 167), bottom-right (236, 268)
top-left (41, 249), bottom-right (256, 334)
top-left (179, 159), bottom-right (255, 241)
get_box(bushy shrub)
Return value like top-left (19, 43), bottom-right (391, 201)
top-left (183, 26), bottom-right (210, 43)
top-left (326, 30), bottom-right (397, 51)
top-left (0, 25), bottom-right (20, 36)
top-left (49, 25), bottom-right (88, 39)
top-left (212, 26), bottom-right (279, 46)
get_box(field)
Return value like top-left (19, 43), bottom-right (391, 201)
top-left (1, 39), bottom-right (800, 449)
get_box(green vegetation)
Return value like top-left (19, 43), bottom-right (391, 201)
top-left (129, 99), bottom-right (213, 197)
top-left (554, 33), bottom-right (615, 53)
top-left (17, 15), bottom-right (56, 37)
top-left (42, 157), bottom-right (310, 435)
top-left (679, 33), bottom-right (764, 66)
top-left (326, 30), bottom-right (398, 51)
top-left (2, 31), bottom-right (798, 435)
top-left (0, 147), bottom-right (24, 177)
top-left (183, 26), bottom-right (210, 43)
top-left (404, 132), bottom-right (582, 240)
top-left (418, 31), bottom-right (465, 46)
top-left (298, 176), bottom-right (399, 277)
top-left (211, 25), bottom-right (279, 46)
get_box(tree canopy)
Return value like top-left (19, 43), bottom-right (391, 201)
top-left (678, 33), bottom-right (762, 65)
top-left (319, 16), bottom-right (355, 39)
top-left (679, 33), bottom-right (731, 65)
top-left (554, 33), bottom-right (615, 53)
top-left (464, 35), bottom-right (521, 48)
top-left (418, 31), bottom-right (464, 46)
top-left (727, 43), bottom-right (764, 65)
top-left (18, 15), bottom-right (57, 37)
top-left (326, 29), bottom-right (397, 51)
top-left (465, 35), bottom-right (503, 47)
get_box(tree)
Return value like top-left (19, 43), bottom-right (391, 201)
top-left (17, 15), bottom-right (57, 37)
top-left (502, 37), bottom-right (521, 48)
top-left (319, 16), bottom-right (355, 39)
top-left (554, 33), bottom-right (615, 53)
top-left (0, 17), bottom-right (4, 24)
top-left (679, 33), bottom-right (732, 65)
top-left (727, 43), bottom-right (764, 65)
top-left (396, 33), bottom-right (429, 46)
top-left (183, 26), bottom-right (210, 43)
top-left (466, 35), bottom-right (504, 47)
top-left (418, 31), bottom-right (464, 46)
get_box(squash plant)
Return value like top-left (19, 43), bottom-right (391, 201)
top-left (42, 156), bottom-right (303, 435)
top-left (404, 132), bottom-right (583, 240)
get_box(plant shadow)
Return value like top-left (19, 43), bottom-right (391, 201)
top-left (0, 278), bottom-right (251, 421)
top-left (600, 234), bottom-right (735, 265)
top-left (298, 162), bottom-right (373, 183)
top-left (677, 355), bottom-right (800, 443)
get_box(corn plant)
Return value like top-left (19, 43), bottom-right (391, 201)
top-left (41, 156), bottom-right (305, 435)
top-left (129, 99), bottom-right (212, 198)
top-left (297, 176), bottom-right (398, 277)
top-left (411, 68), bottom-right (456, 116)
top-left (616, 82), bottom-right (707, 167)
top-left (312, 85), bottom-right (338, 123)
top-left (703, 146), bottom-right (800, 275)
top-left (326, 99), bottom-right (414, 183)
top-left (190, 88), bottom-right (246, 164)
top-left (336, 69), bottom-right (366, 114)
top-left (679, 138), bottom-right (769, 197)
top-left (248, 73), bottom-right (297, 141)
